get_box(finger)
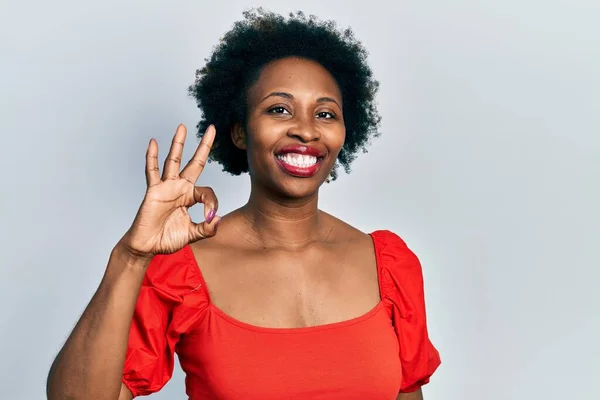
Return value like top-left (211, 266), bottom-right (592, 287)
top-left (189, 215), bottom-right (221, 242)
top-left (180, 124), bottom-right (216, 184)
top-left (145, 138), bottom-right (160, 187)
top-left (162, 124), bottom-right (187, 180)
top-left (192, 186), bottom-right (219, 222)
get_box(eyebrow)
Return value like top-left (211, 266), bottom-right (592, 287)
top-left (261, 92), bottom-right (341, 108)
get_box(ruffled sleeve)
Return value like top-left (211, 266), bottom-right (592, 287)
top-left (373, 230), bottom-right (441, 393)
top-left (122, 246), bottom-right (208, 397)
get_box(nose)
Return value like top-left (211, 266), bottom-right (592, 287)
top-left (287, 114), bottom-right (320, 143)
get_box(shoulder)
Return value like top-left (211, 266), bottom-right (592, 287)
top-left (370, 229), bottom-right (415, 259)
top-left (370, 229), bottom-right (412, 253)
top-left (319, 214), bottom-right (416, 260)
top-left (369, 230), bottom-right (426, 292)
top-left (320, 211), bottom-right (372, 245)
top-left (369, 233), bottom-right (441, 391)
top-left (142, 247), bottom-right (203, 295)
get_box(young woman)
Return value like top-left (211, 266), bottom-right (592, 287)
top-left (47, 9), bottom-right (441, 400)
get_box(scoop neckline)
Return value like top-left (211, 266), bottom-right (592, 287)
top-left (183, 231), bottom-right (386, 334)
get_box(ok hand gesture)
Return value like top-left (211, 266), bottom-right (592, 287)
top-left (120, 124), bottom-right (220, 258)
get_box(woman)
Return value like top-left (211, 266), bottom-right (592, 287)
top-left (47, 9), bottom-right (440, 400)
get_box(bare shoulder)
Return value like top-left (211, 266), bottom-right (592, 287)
top-left (320, 211), bottom-right (373, 245)
top-left (319, 212), bottom-right (377, 264)
top-left (321, 211), bottom-right (380, 302)
top-left (189, 211), bottom-right (245, 252)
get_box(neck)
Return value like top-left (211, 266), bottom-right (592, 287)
top-left (238, 183), bottom-right (328, 249)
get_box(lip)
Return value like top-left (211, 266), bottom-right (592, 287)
top-left (275, 144), bottom-right (326, 158)
top-left (275, 156), bottom-right (324, 178)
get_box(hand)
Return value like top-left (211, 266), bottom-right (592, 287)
top-left (119, 124), bottom-right (220, 258)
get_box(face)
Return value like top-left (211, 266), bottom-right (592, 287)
top-left (233, 57), bottom-right (345, 198)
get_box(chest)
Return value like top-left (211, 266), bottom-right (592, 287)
top-left (176, 304), bottom-right (402, 400)
top-left (191, 241), bottom-right (381, 328)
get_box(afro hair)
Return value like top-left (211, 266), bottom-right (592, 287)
top-left (188, 8), bottom-right (381, 180)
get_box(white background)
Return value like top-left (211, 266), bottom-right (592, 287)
top-left (1, 0), bottom-right (599, 399)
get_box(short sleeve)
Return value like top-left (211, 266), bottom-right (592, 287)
top-left (122, 247), bottom-right (207, 397)
top-left (373, 230), bottom-right (441, 393)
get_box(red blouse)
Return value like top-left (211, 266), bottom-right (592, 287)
top-left (122, 230), bottom-right (441, 399)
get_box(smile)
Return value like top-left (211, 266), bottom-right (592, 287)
top-left (275, 153), bottom-right (324, 177)
top-left (276, 153), bottom-right (318, 168)
top-left (274, 144), bottom-right (326, 178)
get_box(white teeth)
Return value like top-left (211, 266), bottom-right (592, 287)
top-left (277, 153), bottom-right (318, 167)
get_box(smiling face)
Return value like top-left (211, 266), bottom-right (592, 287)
top-left (232, 57), bottom-right (346, 198)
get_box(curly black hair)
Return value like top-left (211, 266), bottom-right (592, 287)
top-left (188, 8), bottom-right (381, 180)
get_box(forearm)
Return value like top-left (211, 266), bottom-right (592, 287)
top-left (46, 244), bottom-right (150, 400)
top-left (397, 388), bottom-right (424, 400)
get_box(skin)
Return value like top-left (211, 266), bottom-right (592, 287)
top-left (46, 57), bottom-right (424, 399)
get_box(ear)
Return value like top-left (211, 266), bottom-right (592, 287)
top-left (231, 123), bottom-right (247, 150)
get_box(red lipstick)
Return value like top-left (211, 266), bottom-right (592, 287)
top-left (275, 145), bottom-right (326, 178)
top-left (276, 144), bottom-right (325, 157)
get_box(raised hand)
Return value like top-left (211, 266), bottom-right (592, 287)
top-left (119, 124), bottom-right (220, 258)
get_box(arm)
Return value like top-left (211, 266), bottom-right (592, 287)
top-left (118, 383), bottom-right (134, 400)
top-left (398, 388), bottom-right (423, 400)
top-left (46, 245), bottom-right (149, 400)
top-left (46, 124), bottom-right (219, 400)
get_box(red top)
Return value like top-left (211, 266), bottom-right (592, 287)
top-left (122, 230), bottom-right (441, 399)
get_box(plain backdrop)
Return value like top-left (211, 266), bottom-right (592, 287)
top-left (1, 0), bottom-right (599, 399)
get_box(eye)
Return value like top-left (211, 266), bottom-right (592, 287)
top-left (268, 106), bottom-right (290, 115)
top-left (316, 111), bottom-right (336, 119)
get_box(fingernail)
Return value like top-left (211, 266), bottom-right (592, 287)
top-left (206, 209), bottom-right (216, 223)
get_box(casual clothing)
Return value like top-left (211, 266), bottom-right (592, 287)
top-left (123, 230), bottom-right (441, 399)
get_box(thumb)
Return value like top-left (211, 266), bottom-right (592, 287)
top-left (189, 215), bottom-right (221, 243)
